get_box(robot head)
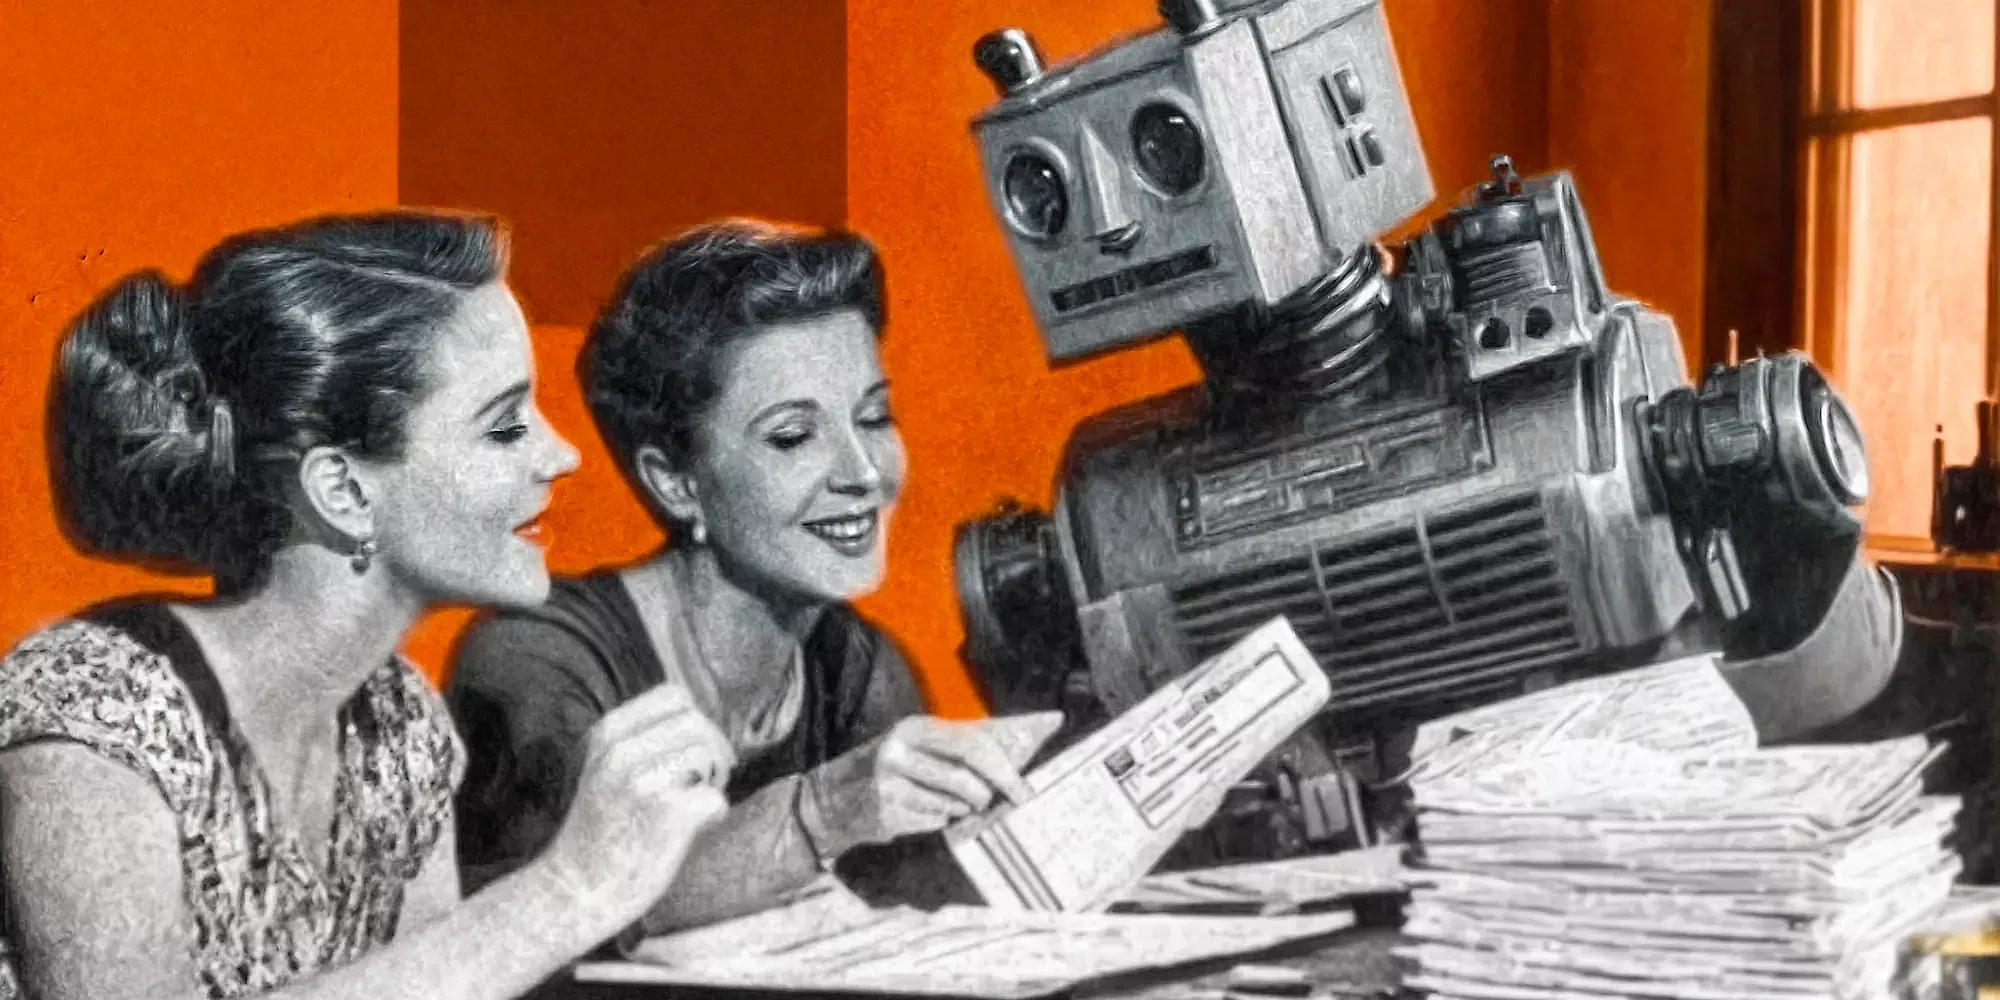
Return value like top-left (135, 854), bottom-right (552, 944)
top-left (971, 0), bottom-right (1433, 365)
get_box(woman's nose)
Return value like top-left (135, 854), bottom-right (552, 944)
top-left (828, 429), bottom-right (884, 495)
top-left (537, 413), bottom-right (582, 482)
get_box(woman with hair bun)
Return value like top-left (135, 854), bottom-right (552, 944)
top-left (0, 211), bottom-right (733, 1000)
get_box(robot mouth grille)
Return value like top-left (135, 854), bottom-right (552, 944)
top-left (1170, 490), bottom-right (1582, 720)
top-left (1049, 245), bottom-right (1218, 314)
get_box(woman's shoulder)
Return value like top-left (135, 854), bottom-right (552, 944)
top-left (351, 654), bottom-right (466, 801)
top-left (2, 613), bottom-right (194, 716)
top-left (449, 568), bottom-right (654, 697)
top-left (810, 605), bottom-right (922, 708)
top-left (0, 611), bottom-right (216, 812)
top-left (462, 570), bottom-right (636, 657)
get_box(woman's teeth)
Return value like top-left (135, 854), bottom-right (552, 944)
top-left (805, 511), bottom-right (877, 541)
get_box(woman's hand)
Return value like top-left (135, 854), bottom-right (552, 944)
top-left (540, 683), bottom-right (736, 920)
top-left (803, 716), bottom-right (1036, 856)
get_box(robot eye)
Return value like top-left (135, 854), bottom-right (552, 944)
top-left (1003, 153), bottom-right (1069, 239)
top-left (1130, 103), bottom-right (1205, 195)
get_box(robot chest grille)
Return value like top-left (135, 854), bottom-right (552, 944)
top-left (1170, 489), bottom-right (1584, 717)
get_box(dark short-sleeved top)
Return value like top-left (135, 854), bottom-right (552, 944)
top-left (0, 601), bottom-right (464, 1000)
top-left (446, 571), bottom-right (928, 895)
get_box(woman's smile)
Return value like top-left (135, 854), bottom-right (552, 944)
top-left (802, 508), bottom-right (879, 556)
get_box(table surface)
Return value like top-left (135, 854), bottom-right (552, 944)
top-left (1087, 926), bottom-right (1406, 999)
top-left (536, 926), bottom-right (1409, 1000)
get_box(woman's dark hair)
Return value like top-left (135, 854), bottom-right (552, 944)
top-left (51, 211), bottom-right (508, 588)
top-left (580, 219), bottom-right (886, 532)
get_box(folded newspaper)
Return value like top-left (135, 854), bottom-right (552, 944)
top-left (945, 615), bottom-right (1333, 912)
top-left (1392, 654), bottom-right (1963, 1000)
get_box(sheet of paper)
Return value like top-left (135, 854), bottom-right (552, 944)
top-left (1112, 844), bottom-right (1409, 914)
top-left (576, 878), bottom-right (1357, 999)
top-left (1404, 653), bottom-right (1757, 789)
top-left (944, 616), bottom-right (1332, 912)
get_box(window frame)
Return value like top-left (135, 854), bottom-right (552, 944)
top-left (1709, 0), bottom-right (2000, 553)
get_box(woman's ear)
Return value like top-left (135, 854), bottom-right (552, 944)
top-left (297, 445), bottom-right (376, 547)
top-left (635, 444), bottom-right (704, 525)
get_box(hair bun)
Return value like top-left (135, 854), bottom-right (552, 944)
top-left (51, 271), bottom-right (233, 569)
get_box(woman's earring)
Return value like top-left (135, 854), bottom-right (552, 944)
top-left (351, 537), bottom-right (378, 575)
top-left (690, 520), bottom-right (708, 547)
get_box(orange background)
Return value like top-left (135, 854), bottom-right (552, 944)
top-left (1, 1), bottom-right (1715, 720)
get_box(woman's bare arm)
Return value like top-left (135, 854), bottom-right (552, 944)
top-left (1, 744), bottom-right (201, 1000)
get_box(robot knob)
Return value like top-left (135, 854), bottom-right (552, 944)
top-left (1158, 0), bottom-right (1224, 36)
top-left (974, 29), bottom-right (1046, 97)
top-left (1478, 154), bottom-right (1524, 200)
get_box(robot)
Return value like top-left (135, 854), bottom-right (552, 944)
top-left (952, 0), bottom-right (1906, 862)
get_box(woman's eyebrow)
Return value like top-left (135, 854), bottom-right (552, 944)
top-left (473, 381), bottom-right (531, 421)
top-left (750, 399), bottom-right (820, 425)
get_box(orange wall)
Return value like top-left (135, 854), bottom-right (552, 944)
top-left (845, 0), bottom-right (1558, 717)
top-left (0, 0), bottom-right (400, 653)
top-left (398, 0), bottom-right (848, 327)
top-left (1547, 0), bottom-right (1715, 371)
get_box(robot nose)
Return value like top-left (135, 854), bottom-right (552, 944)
top-left (1097, 222), bottom-right (1143, 255)
top-left (1080, 126), bottom-right (1140, 255)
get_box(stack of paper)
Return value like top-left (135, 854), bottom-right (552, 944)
top-left (1393, 655), bottom-right (1963, 1000)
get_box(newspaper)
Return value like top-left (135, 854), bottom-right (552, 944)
top-left (575, 877), bottom-right (1356, 999)
top-left (1391, 654), bottom-right (1964, 1000)
top-left (945, 616), bottom-right (1331, 912)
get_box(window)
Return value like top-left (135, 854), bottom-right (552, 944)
top-left (1797, 0), bottom-right (1996, 549)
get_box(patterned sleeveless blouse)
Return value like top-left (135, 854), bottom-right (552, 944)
top-left (0, 605), bottom-right (464, 999)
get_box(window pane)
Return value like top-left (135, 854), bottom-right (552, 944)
top-left (1834, 116), bottom-right (1991, 540)
top-left (1851, 0), bottom-right (1994, 109)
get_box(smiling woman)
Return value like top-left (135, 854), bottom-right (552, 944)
top-left (447, 221), bottom-right (1059, 937)
top-left (0, 211), bottom-right (736, 1000)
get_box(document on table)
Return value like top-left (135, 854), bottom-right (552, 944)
top-left (944, 616), bottom-right (1333, 913)
top-left (1112, 844), bottom-right (1410, 914)
top-left (574, 878), bottom-right (1357, 999)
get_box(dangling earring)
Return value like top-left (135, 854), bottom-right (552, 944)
top-left (689, 519), bottom-right (708, 547)
top-left (351, 537), bottom-right (378, 575)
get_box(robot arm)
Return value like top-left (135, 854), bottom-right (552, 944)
top-left (1641, 354), bottom-right (1903, 743)
top-left (1717, 517), bottom-right (1904, 743)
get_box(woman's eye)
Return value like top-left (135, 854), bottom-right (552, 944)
top-left (859, 411), bottom-right (897, 430)
top-left (766, 428), bottom-right (813, 451)
top-left (487, 424), bottom-right (530, 444)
